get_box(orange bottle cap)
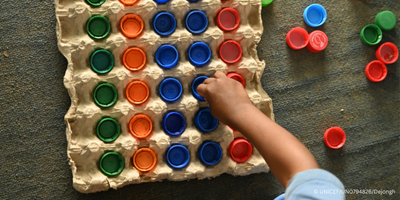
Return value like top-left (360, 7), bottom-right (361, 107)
top-left (133, 148), bottom-right (157, 172)
top-left (123, 47), bottom-right (146, 71)
top-left (129, 114), bottom-right (153, 138)
top-left (120, 14), bottom-right (144, 38)
top-left (119, 0), bottom-right (138, 6)
top-left (126, 81), bottom-right (149, 105)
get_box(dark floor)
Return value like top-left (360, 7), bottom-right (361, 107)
top-left (0, 0), bottom-right (399, 199)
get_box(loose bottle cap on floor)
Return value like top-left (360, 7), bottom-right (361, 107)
top-left (159, 78), bottom-right (183, 102)
top-left (153, 12), bottom-right (176, 36)
top-left (94, 83), bottom-right (118, 108)
top-left (188, 42), bottom-right (211, 66)
top-left (286, 27), bottom-right (309, 50)
top-left (123, 47), bottom-right (146, 71)
top-left (365, 60), bottom-right (387, 82)
top-left (163, 112), bottom-right (186, 136)
top-left (229, 138), bottom-right (253, 162)
top-left (307, 30), bottom-right (328, 53)
top-left (100, 152), bottom-right (124, 176)
top-left (303, 4), bottom-right (327, 27)
top-left (86, 0), bottom-right (106, 6)
top-left (97, 118), bottom-right (120, 142)
top-left (133, 148), bottom-right (157, 172)
top-left (126, 81), bottom-right (149, 105)
top-left (119, 0), bottom-right (138, 6)
top-left (156, 45), bottom-right (179, 69)
top-left (192, 76), bottom-right (208, 101)
top-left (360, 24), bottom-right (382, 45)
top-left (186, 11), bottom-right (208, 34)
top-left (198, 142), bottom-right (222, 166)
top-left (129, 114), bottom-right (152, 139)
top-left (120, 14), bottom-right (144, 38)
top-left (227, 73), bottom-right (245, 87)
top-left (87, 15), bottom-right (111, 39)
top-left (219, 40), bottom-right (242, 64)
top-left (167, 145), bottom-right (190, 169)
top-left (90, 49), bottom-right (114, 74)
top-left (195, 108), bottom-right (219, 132)
top-left (216, 8), bottom-right (240, 31)
top-left (375, 11), bottom-right (397, 32)
top-left (376, 42), bottom-right (399, 64)
top-left (324, 127), bottom-right (346, 149)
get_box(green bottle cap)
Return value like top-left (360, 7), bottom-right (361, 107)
top-left (87, 16), bottom-right (111, 39)
top-left (94, 83), bottom-right (118, 108)
top-left (97, 118), bottom-right (120, 142)
top-left (360, 24), bottom-right (382, 45)
top-left (99, 152), bottom-right (124, 176)
top-left (90, 49), bottom-right (114, 74)
top-left (262, 0), bottom-right (273, 7)
top-left (85, 0), bottom-right (106, 6)
top-left (375, 11), bottom-right (397, 32)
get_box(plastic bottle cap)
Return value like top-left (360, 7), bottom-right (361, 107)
top-left (153, 12), bottom-right (176, 36)
top-left (94, 83), bottom-right (118, 108)
top-left (192, 76), bottom-right (208, 101)
top-left (365, 60), bottom-right (387, 82)
top-left (119, 0), bottom-right (138, 6)
top-left (188, 42), bottom-right (211, 66)
top-left (195, 108), bottom-right (219, 132)
top-left (129, 114), bottom-right (152, 138)
top-left (376, 42), bottom-right (399, 64)
top-left (227, 73), bottom-right (245, 87)
top-left (154, 0), bottom-right (170, 3)
top-left (216, 8), bottom-right (240, 31)
top-left (167, 145), bottom-right (190, 169)
top-left (86, 0), bottom-right (106, 6)
top-left (324, 127), bottom-right (346, 149)
top-left (360, 24), bottom-right (382, 45)
top-left (99, 152), bottom-right (124, 176)
top-left (120, 14), bottom-right (144, 38)
top-left (185, 11), bottom-right (208, 34)
top-left (97, 118), bottom-right (120, 142)
top-left (159, 78), bottom-right (183, 102)
top-left (87, 15), bottom-right (111, 39)
top-left (261, 0), bottom-right (273, 7)
top-left (229, 138), bottom-right (252, 162)
top-left (219, 40), bottom-right (242, 64)
top-left (126, 81), bottom-right (149, 105)
top-left (198, 142), bottom-right (222, 166)
top-left (90, 49), bottom-right (114, 74)
top-left (303, 4), bottom-right (327, 27)
top-left (286, 27), bottom-right (309, 50)
top-left (133, 148), bottom-right (157, 172)
top-left (307, 30), bottom-right (328, 53)
top-left (156, 45), bottom-right (179, 69)
top-left (375, 11), bottom-right (397, 32)
top-left (123, 47), bottom-right (146, 71)
top-left (163, 112), bottom-right (186, 136)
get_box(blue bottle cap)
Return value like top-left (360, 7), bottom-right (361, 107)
top-left (195, 108), bottom-right (219, 132)
top-left (192, 76), bottom-right (208, 101)
top-left (163, 111), bottom-right (186, 136)
top-left (156, 45), bottom-right (179, 69)
top-left (185, 11), bottom-right (208, 34)
top-left (159, 78), bottom-right (183, 102)
top-left (188, 42), bottom-right (211, 66)
top-left (167, 145), bottom-right (190, 169)
top-left (303, 4), bottom-right (327, 27)
top-left (154, 0), bottom-right (170, 3)
top-left (198, 142), bottom-right (222, 166)
top-left (153, 12), bottom-right (176, 36)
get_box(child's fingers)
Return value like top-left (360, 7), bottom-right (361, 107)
top-left (214, 71), bottom-right (225, 78)
top-left (196, 83), bottom-right (207, 97)
top-left (203, 78), bottom-right (215, 84)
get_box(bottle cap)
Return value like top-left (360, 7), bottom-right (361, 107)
top-left (94, 83), bottom-right (118, 108)
top-left (97, 118), bottom-right (120, 142)
top-left (120, 14), bottom-right (144, 38)
top-left (219, 40), bottom-right (242, 64)
top-left (227, 73), bottom-right (245, 87)
top-left (375, 11), bottom-right (397, 32)
top-left (306, 30), bottom-right (328, 53)
top-left (156, 45), bottom-right (179, 69)
top-left (229, 138), bottom-right (252, 162)
top-left (166, 145), bottom-right (190, 169)
top-left (261, 0), bottom-right (273, 7)
top-left (126, 81), bottom-right (149, 105)
top-left (188, 42), bottom-right (211, 66)
top-left (153, 12), bottom-right (176, 36)
top-left (87, 15), bottom-right (111, 39)
top-left (198, 142), bottom-right (222, 166)
top-left (303, 4), bottom-right (327, 27)
top-left (86, 0), bottom-right (106, 6)
top-left (185, 10), bottom-right (208, 34)
top-left (123, 47), bottom-right (146, 72)
top-left (192, 76), bottom-right (208, 101)
top-left (365, 60), bottom-right (387, 82)
top-left (99, 152), bottom-right (124, 176)
top-left (216, 8), bottom-right (240, 31)
top-left (153, 0), bottom-right (170, 3)
top-left (133, 148), bottom-right (157, 172)
top-left (195, 108), bottom-right (219, 132)
top-left (129, 114), bottom-right (152, 139)
top-left (360, 24), bottom-right (382, 45)
top-left (119, 0), bottom-right (138, 6)
top-left (90, 49), bottom-right (114, 74)
top-left (324, 127), bottom-right (346, 149)
top-left (163, 112), bottom-right (186, 136)
top-left (286, 27), bottom-right (309, 50)
top-left (159, 78), bottom-right (183, 102)
top-left (376, 42), bottom-right (399, 64)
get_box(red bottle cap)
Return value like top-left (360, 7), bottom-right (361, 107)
top-left (216, 8), bottom-right (240, 32)
top-left (219, 40), bottom-right (242, 64)
top-left (123, 47), bottom-right (146, 72)
top-left (133, 148), bottom-right (157, 172)
top-left (306, 30), bottom-right (328, 53)
top-left (229, 138), bottom-right (253, 162)
top-left (376, 42), bottom-right (399, 64)
top-left (286, 27), bottom-right (309, 50)
top-left (365, 60), bottom-right (387, 82)
top-left (227, 73), bottom-right (245, 87)
top-left (126, 80), bottom-right (150, 104)
top-left (324, 127), bottom-right (346, 149)
top-left (120, 14), bottom-right (144, 38)
top-left (129, 114), bottom-right (152, 139)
